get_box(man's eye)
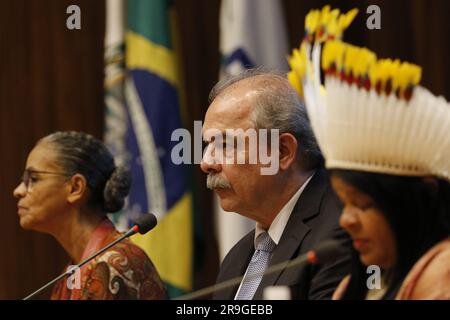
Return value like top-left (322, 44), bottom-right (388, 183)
top-left (29, 176), bottom-right (39, 183)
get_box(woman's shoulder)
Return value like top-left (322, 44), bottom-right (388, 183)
top-left (114, 237), bottom-right (152, 260)
top-left (397, 238), bottom-right (450, 300)
top-left (87, 233), bottom-right (166, 299)
top-left (100, 236), bottom-right (160, 278)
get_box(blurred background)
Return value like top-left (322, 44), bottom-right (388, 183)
top-left (0, 0), bottom-right (449, 299)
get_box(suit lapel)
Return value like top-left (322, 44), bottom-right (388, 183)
top-left (253, 169), bottom-right (329, 299)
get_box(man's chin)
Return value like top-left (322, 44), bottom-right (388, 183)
top-left (216, 194), bottom-right (237, 212)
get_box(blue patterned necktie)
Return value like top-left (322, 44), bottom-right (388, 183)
top-left (235, 231), bottom-right (276, 300)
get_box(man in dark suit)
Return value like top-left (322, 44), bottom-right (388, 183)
top-left (200, 69), bottom-right (352, 300)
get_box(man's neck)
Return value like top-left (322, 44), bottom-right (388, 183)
top-left (257, 169), bottom-right (316, 229)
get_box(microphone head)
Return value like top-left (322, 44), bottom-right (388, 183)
top-left (307, 240), bottom-right (346, 265)
top-left (133, 213), bottom-right (158, 234)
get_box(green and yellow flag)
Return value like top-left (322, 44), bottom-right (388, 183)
top-left (104, 0), bottom-right (194, 298)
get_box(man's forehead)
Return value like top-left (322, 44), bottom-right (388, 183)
top-left (203, 87), bottom-right (261, 132)
top-left (213, 88), bottom-right (259, 112)
top-left (202, 121), bottom-right (255, 139)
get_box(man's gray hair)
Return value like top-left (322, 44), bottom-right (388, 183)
top-left (209, 68), bottom-right (323, 171)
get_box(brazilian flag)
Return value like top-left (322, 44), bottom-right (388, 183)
top-left (123, 0), bottom-right (194, 298)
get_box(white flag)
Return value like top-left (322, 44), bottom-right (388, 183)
top-left (216, 0), bottom-right (289, 261)
top-left (104, 0), bottom-right (128, 230)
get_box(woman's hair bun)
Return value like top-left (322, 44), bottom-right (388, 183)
top-left (103, 166), bottom-right (132, 213)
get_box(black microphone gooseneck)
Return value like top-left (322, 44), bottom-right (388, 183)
top-left (23, 213), bottom-right (158, 300)
top-left (174, 239), bottom-right (344, 300)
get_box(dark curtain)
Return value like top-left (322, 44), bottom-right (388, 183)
top-left (0, 0), bottom-right (105, 299)
top-left (283, 0), bottom-right (450, 97)
top-left (0, 0), bottom-right (448, 299)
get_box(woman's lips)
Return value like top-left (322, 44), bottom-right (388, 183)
top-left (353, 239), bottom-right (370, 252)
top-left (17, 206), bottom-right (28, 215)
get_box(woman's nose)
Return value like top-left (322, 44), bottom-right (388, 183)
top-left (339, 205), bottom-right (360, 232)
top-left (13, 182), bottom-right (27, 199)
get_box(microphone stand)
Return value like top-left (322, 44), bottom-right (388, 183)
top-left (23, 227), bottom-right (137, 300)
top-left (174, 253), bottom-right (310, 300)
top-left (175, 240), bottom-right (342, 300)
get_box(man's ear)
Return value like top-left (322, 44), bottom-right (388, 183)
top-left (279, 133), bottom-right (298, 171)
top-left (67, 174), bottom-right (87, 204)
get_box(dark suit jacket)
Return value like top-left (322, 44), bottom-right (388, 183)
top-left (213, 168), bottom-right (352, 300)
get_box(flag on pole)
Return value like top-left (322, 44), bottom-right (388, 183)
top-left (104, 0), bottom-right (127, 176)
top-left (104, 0), bottom-right (193, 298)
top-left (216, 0), bottom-right (290, 261)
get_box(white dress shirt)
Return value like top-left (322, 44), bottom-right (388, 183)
top-left (234, 172), bottom-right (315, 299)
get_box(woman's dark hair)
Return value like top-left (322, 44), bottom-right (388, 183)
top-left (331, 169), bottom-right (450, 299)
top-left (40, 131), bottom-right (131, 213)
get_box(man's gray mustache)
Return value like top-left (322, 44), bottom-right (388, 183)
top-left (206, 173), bottom-right (232, 190)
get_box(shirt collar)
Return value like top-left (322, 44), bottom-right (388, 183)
top-left (254, 172), bottom-right (315, 246)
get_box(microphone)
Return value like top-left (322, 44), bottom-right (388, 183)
top-left (304, 239), bottom-right (345, 265)
top-left (23, 213), bottom-right (158, 300)
top-left (132, 213), bottom-right (158, 235)
top-left (175, 239), bottom-right (345, 300)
